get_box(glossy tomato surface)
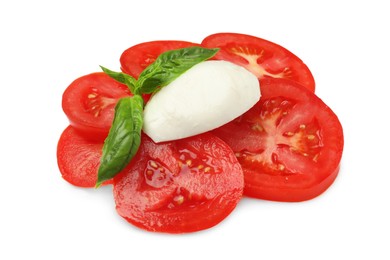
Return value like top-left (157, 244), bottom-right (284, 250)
top-left (202, 33), bottom-right (315, 91)
top-left (57, 126), bottom-right (112, 187)
top-left (212, 78), bottom-right (343, 201)
top-left (62, 72), bottom-right (131, 140)
top-left (113, 133), bottom-right (244, 233)
top-left (120, 40), bottom-right (199, 77)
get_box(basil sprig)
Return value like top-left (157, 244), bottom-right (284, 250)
top-left (96, 46), bottom-right (219, 187)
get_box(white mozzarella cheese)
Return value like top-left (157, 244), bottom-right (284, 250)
top-left (143, 60), bottom-right (260, 143)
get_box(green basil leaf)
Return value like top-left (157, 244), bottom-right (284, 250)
top-left (100, 65), bottom-right (138, 94)
top-left (96, 95), bottom-right (144, 187)
top-left (136, 46), bottom-right (219, 94)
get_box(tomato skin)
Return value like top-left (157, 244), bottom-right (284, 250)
top-left (57, 126), bottom-right (112, 187)
top-left (120, 40), bottom-right (199, 77)
top-left (201, 32), bottom-right (315, 92)
top-left (62, 72), bottom-right (132, 141)
top-left (113, 133), bottom-right (244, 233)
top-left (212, 78), bottom-right (343, 202)
top-left (245, 166), bottom-right (341, 202)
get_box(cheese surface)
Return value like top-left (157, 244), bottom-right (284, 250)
top-left (143, 60), bottom-right (260, 143)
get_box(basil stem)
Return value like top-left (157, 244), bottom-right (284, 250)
top-left (100, 66), bottom-right (138, 94)
top-left (136, 46), bottom-right (219, 94)
top-left (96, 95), bottom-right (144, 187)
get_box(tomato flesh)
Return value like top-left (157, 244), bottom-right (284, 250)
top-left (212, 78), bottom-right (343, 201)
top-left (113, 133), bottom-right (244, 233)
top-left (120, 40), bottom-right (199, 77)
top-left (57, 126), bottom-right (112, 187)
top-left (201, 33), bottom-right (315, 92)
top-left (62, 72), bottom-right (131, 140)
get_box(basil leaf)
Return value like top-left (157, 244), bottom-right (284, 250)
top-left (96, 95), bottom-right (144, 187)
top-left (136, 46), bottom-right (219, 94)
top-left (100, 65), bottom-right (138, 94)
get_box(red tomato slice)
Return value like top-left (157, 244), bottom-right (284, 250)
top-left (201, 33), bottom-right (315, 92)
top-left (62, 72), bottom-right (131, 140)
top-left (113, 133), bottom-right (244, 233)
top-left (120, 40), bottom-right (199, 77)
top-left (57, 126), bottom-right (112, 187)
top-left (212, 78), bottom-right (343, 202)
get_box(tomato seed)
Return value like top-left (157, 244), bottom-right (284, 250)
top-left (174, 195), bottom-right (184, 205)
top-left (149, 161), bottom-right (158, 169)
top-left (186, 160), bottom-right (192, 166)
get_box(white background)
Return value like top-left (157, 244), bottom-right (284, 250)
top-left (1, 0), bottom-right (389, 259)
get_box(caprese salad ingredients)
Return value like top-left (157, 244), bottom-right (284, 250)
top-left (143, 60), bottom-right (260, 143)
top-left (202, 32), bottom-right (315, 91)
top-left (212, 78), bottom-right (343, 201)
top-left (96, 47), bottom-right (219, 186)
top-left (57, 32), bottom-right (344, 234)
top-left (114, 133), bottom-right (244, 233)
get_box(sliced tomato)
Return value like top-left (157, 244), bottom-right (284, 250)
top-left (62, 72), bottom-right (131, 140)
top-left (201, 33), bottom-right (315, 92)
top-left (57, 126), bottom-right (112, 187)
top-left (212, 78), bottom-right (343, 202)
top-left (113, 133), bottom-right (244, 233)
top-left (120, 40), bottom-right (199, 77)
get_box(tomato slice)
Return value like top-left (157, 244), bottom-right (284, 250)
top-left (120, 40), bottom-right (199, 77)
top-left (113, 133), bottom-right (244, 233)
top-left (57, 126), bottom-right (112, 187)
top-left (62, 72), bottom-right (131, 140)
top-left (212, 78), bottom-right (343, 202)
top-left (201, 33), bottom-right (315, 92)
